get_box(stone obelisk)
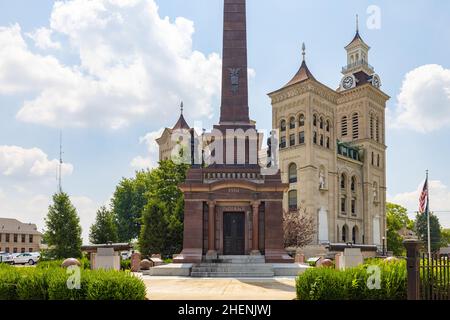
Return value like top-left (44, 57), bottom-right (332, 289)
top-left (219, 0), bottom-right (250, 125)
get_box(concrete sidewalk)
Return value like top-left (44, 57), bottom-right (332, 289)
top-left (140, 276), bottom-right (297, 300)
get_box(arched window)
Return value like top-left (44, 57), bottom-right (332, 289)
top-left (340, 173), bottom-right (347, 189)
top-left (351, 198), bottom-right (356, 215)
top-left (351, 176), bottom-right (356, 192)
top-left (313, 131), bottom-right (317, 144)
top-left (326, 137), bottom-right (330, 149)
top-left (288, 163), bottom-right (297, 184)
top-left (326, 120), bottom-right (331, 132)
top-left (320, 117), bottom-right (324, 129)
top-left (288, 190), bottom-right (297, 211)
top-left (341, 116), bottom-right (348, 136)
top-left (280, 120), bottom-right (286, 132)
top-left (352, 113), bottom-right (359, 140)
top-left (313, 114), bottom-right (317, 127)
top-left (299, 114), bottom-right (305, 127)
top-left (342, 225), bottom-right (348, 243)
top-left (352, 226), bottom-right (358, 244)
top-left (320, 134), bottom-right (324, 147)
top-left (290, 117), bottom-right (296, 129)
top-left (377, 154), bottom-right (380, 167)
top-left (371, 152), bottom-right (374, 165)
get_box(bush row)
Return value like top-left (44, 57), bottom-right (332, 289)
top-left (0, 264), bottom-right (146, 300)
top-left (296, 259), bottom-right (407, 300)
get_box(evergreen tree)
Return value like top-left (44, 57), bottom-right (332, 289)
top-left (89, 206), bottom-right (118, 244)
top-left (44, 192), bottom-right (82, 259)
top-left (415, 212), bottom-right (442, 253)
top-left (139, 199), bottom-right (168, 257)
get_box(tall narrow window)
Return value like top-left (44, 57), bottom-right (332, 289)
top-left (351, 176), bottom-right (356, 192)
top-left (377, 154), bottom-right (380, 167)
top-left (326, 137), bottom-right (330, 149)
top-left (340, 173), bottom-right (346, 189)
top-left (299, 114), bottom-right (305, 127)
top-left (376, 117), bottom-right (380, 142)
top-left (320, 117), bottom-right (324, 129)
top-left (326, 120), bottom-right (330, 132)
top-left (351, 199), bottom-right (356, 215)
top-left (352, 113), bottom-right (359, 139)
top-left (313, 114), bottom-right (317, 127)
top-left (352, 226), bottom-right (358, 244)
top-left (299, 131), bottom-right (305, 144)
top-left (342, 225), bottom-right (348, 242)
top-left (290, 117), bottom-right (296, 129)
top-left (370, 114), bottom-right (374, 140)
top-left (280, 120), bottom-right (286, 132)
top-left (289, 134), bottom-right (295, 147)
top-left (280, 136), bottom-right (286, 149)
top-left (313, 132), bottom-right (317, 144)
top-left (320, 134), bottom-right (324, 147)
top-left (288, 163), bottom-right (297, 184)
top-left (341, 116), bottom-right (348, 136)
top-left (288, 190), bottom-right (298, 211)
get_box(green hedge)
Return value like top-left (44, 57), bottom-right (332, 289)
top-left (296, 259), bottom-right (407, 300)
top-left (0, 264), bottom-right (146, 300)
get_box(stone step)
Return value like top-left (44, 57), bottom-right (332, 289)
top-left (192, 267), bottom-right (274, 273)
top-left (216, 255), bottom-right (266, 264)
top-left (191, 272), bottom-right (275, 278)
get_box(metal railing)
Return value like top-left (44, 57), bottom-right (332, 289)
top-left (342, 59), bottom-right (374, 73)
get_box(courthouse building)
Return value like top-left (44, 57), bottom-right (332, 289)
top-left (157, 3), bottom-right (388, 254)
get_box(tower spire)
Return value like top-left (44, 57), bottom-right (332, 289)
top-left (356, 14), bottom-right (359, 33)
top-left (302, 42), bottom-right (306, 61)
top-left (180, 101), bottom-right (184, 115)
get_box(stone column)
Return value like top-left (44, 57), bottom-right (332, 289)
top-left (251, 201), bottom-right (261, 255)
top-left (206, 201), bottom-right (217, 259)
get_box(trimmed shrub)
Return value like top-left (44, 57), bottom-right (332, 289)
top-left (120, 259), bottom-right (131, 271)
top-left (0, 264), bottom-right (146, 300)
top-left (296, 259), bottom-right (407, 300)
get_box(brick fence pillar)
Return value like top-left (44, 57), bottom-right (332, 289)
top-left (403, 239), bottom-right (422, 300)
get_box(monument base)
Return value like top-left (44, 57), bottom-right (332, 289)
top-left (265, 249), bottom-right (295, 263)
top-left (173, 248), bottom-right (203, 264)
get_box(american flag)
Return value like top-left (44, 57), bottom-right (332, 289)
top-left (419, 178), bottom-right (428, 214)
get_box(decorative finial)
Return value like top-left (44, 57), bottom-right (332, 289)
top-left (356, 14), bottom-right (359, 33)
top-left (302, 42), bottom-right (306, 61)
top-left (180, 101), bottom-right (184, 115)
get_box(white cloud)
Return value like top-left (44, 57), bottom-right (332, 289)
top-left (0, 0), bottom-right (221, 129)
top-left (131, 128), bottom-right (163, 170)
top-left (0, 145), bottom-right (73, 178)
top-left (71, 195), bottom-right (99, 243)
top-left (26, 27), bottom-right (61, 50)
top-left (391, 64), bottom-right (450, 133)
top-left (389, 180), bottom-right (450, 228)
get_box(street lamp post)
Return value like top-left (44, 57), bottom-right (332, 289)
top-left (382, 236), bottom-right (386, 256)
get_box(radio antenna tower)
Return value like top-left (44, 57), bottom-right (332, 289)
top-left (58, 131), bottom-right (63, 193)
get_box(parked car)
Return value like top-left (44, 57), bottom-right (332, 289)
top-left (120, 251), bottom-right (131, 260)
top-left (12, 252), bottom-right (39, 265)
top-left (0, 252), bottom-right (13, 264)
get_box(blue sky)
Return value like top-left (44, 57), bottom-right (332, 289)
top-left (1, 0), bottom-right (450, 242)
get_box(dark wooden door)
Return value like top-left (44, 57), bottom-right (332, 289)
top-left (223, 212), bottom-right (245, 255)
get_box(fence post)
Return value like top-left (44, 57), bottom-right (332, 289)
top-left (403, 239), bottom-right (422, 300)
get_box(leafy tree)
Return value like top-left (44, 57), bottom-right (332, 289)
top-left (283, 208), bottom-right (315, 249)
top-left (44, 192), bottom-right (82, 259)
top-left (441, 229), bottom-right (450, 248)
top-left (415, 212), bottom-right (442, 253)
top-left (89, 206), bottom-right (118, 244)
top-left (386, 203), bottom-right (413, 256)
top-left (112, 171), bottom-right (153, 242)
top-left (138, 160), bottom-right (189, 258)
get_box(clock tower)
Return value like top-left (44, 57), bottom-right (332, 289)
top-left (339, 15), bottom-right (381, 92)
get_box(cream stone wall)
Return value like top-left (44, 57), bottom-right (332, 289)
top-left (270, 76), bottom-right (389, 248)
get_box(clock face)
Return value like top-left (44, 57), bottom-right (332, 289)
top-left (372, 75), bottom-right (381, 88)
top-left (342, 76), bottom-right (355, 90)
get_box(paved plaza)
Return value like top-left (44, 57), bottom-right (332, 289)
top-left (140, 276), bottom-right (297, 300)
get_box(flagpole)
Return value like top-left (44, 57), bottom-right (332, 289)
top-left (426, 170), bottom-right (431, 259)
